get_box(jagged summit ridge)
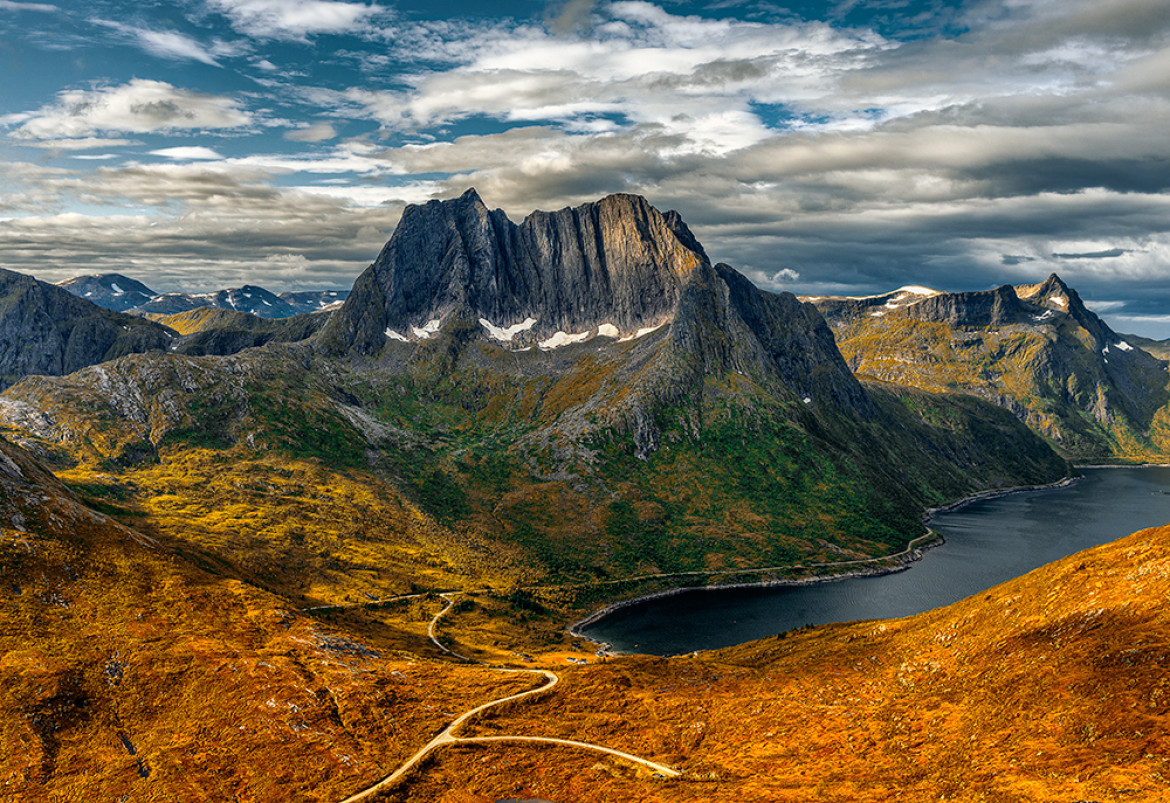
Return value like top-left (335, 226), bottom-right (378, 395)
top-left (324, 189), bottom-right (709, 352)
top-left (809, 272), bottom-right (1170, 461)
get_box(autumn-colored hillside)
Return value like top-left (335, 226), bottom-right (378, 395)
top-left (388, 521), bottom-right (1170, 803)
top-left (3, 417), bottom-right (1168, 802)
top-left (0, 436), bottom-right (538, 802)
top-left (811, 277), bottom-right (1170, 463)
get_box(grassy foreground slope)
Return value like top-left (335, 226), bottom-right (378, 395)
top-left (0, 386), bottom-right (1159, 802)
top-left (0, 433), bottom-right (541, 801)
top-left (394, 520), bottom-right (1170, 803)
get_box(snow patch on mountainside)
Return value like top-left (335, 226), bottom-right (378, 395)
top-left (412, 318), bottom-right (442, 339)
top-left (619, 322), bottom-right (666, 342)
top-left (539, 330), bottom-right (591, 349)
top-left (479, 317), bottom-right (537, 341)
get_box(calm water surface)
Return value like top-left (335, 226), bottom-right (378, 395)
top-left (581, 467), bottom-right (1170, 655)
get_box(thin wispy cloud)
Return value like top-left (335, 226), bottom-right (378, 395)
top-left (150, 146), bottom-right (226, 160)
top-left (91, 20), bottom-right (236, 66)
top-left (0, 1), bottom-right (58, 11)
top-left (284, 121), bottom-right (339, 142)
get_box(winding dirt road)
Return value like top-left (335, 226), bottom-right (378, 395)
top-left (338, 595), bottom-right (680, 802)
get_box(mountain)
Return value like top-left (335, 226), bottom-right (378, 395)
top-left (154, 307), bottom-right (330, 357)
top-left (0, 268), bottom-right (174, 390)
top-left (134, 284), bottom-right (300, 318)
top-left (807, 274), bottom-right (1170, 462)
top-left (279, 289), bottom-right (350, 314)
top-left (320, 189), bottom-right (707, 353)
top-left (56, 273), bottom-right (347, 319)
top-left (0, 191), bottom-right (1139, 801)
top-left (1122, 332), bottom-right (1170, 360)
top-left (55, 273), bottom-right (155, 312)
top-left (0, 192), bottom-right (1068, 598)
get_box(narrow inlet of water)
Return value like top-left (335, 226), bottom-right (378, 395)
top-left (580, 467), bottom-right (1170, 655)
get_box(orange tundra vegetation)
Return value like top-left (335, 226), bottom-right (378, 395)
top-left (388, 522), bottom-right (1170, 803)
top-left (4, 423), bottom-right (1170, 802)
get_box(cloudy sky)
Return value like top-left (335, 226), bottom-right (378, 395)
top-left (2, 0), bottom-right (1169, 334)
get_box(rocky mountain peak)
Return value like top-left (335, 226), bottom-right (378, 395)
top-left (1016, 273), bottom-right (1083, 314)
top-left (321, 191), bottom-right (710, 353)
top-left (0, 268), bottom-right (174, 389)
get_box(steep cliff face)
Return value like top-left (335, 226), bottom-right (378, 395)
top-left (0, 268), bottom-right (174, 390)
top-left (810, 274), bottom-right (1170, 461)
top-left (320, 190), bottom-right (871, 421)
top-left (669, 263), bottom-right (872, 417)
top-left (320, 189), bottom-right (707, 353)
top-left (904, 284), bottom-right (1031, 327)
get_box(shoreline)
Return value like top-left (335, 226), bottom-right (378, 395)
top-left (570, 472), bottom-right (1081, 655)
top-left (1075, 463), bottom-right (1170, 469)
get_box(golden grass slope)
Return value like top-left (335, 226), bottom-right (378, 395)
top-left (0, 435), bottom-right (542, 801)
top-left (1, 422), bottom-right (1168, 802)
top-left (392, 521), bottom-right (1170, 802)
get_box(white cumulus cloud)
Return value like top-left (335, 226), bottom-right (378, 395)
top-left (208, 0), bottom-right (382, 40)
top-left (7, 79), bottom-right (252, 141)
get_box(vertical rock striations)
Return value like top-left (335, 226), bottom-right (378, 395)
top-left (321, 189), bottom-right (708, 352)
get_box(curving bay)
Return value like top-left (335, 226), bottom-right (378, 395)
top-left (582, 466), bottom-right (1170, 655)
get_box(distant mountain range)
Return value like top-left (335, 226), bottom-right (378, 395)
top-left (805, 274), bottom-right (1170, 462)
top-left (57, 273), bottom-right (349, 318)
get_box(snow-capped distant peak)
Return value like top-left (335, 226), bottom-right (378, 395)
top-left (896, 285), bottom-right (940, 297)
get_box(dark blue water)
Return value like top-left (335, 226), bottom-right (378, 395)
top-left (580, 467), bottom-right (1170, 655)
